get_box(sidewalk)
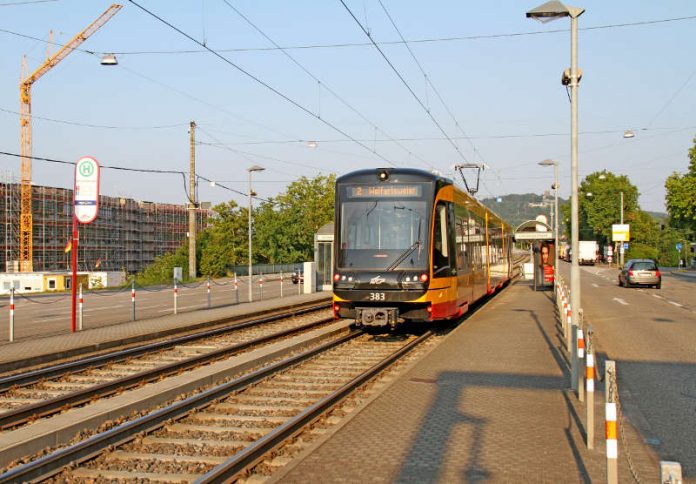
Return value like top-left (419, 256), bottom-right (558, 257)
top-left (0, 291), bottom-right (331, 372)
top-left (276, 281), bottom-right (659, 482)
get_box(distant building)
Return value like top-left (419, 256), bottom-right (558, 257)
top-left (1, 179), bottom-right (210, 274)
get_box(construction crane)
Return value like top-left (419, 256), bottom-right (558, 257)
top-left (18, 4), bottom-right (121, 273)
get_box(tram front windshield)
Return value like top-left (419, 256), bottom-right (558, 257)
top-left (337, 198), bottom-right (430, 270)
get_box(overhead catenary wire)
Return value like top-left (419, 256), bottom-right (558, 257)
top-left (0, 106), bottom-right (188, 130)
top-left (127, 0), bottom-right (396, 168)
top-left (339, 0), bottom-right (469, 165)
top-left (221, 0), bottom-right (434, 170)
top-left (5, 15), bottom-right (694, 54)
top-left (377, 0), bottom-right (485, 164)
top-left (0, 150), bottom-right (271, 204)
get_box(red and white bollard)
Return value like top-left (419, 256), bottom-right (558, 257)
top-left (174, 282), bottom-right (178, 315)
top-left (259, 276), bottom-right (264, 300)
top-left (234, 274), bottom-right (239, 305)
top-left (280, 271), bottom-right (284, 298)
top-left (78, 283), bottom-right (84, 331)
top-left (8, 288), bottom-right (14, 342)
top-left (131, 281), bottom-right (136, 321)
top-left (207, 277), bottom-right (211, 309)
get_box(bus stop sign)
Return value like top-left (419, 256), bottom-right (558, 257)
top-left (74, 156), bottom-right (100, 224)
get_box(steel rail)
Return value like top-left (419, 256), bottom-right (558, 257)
top-left (197, 330), bottom-right (433, 482)
top-left (0, 315), bottom-right (334, 430)
top-left (0, 301), bottom-right (331, 390)
top-left (0, 330), bottom-right (362, 484)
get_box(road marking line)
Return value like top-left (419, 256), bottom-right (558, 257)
top-left (668, 301), bottom-right (683, 307)
top-left (652, 294), bottom-right (663, 299)
top-left (592, 283), bottom-right (599, 288)
top-left (612, 297), bottom-right (629, 306)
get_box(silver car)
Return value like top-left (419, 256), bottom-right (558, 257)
top-left (618, 259), bottom-right (661, 289)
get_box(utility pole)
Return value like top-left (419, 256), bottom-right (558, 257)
top-left (619, 191), bottom-right (624, 267)
top-left (188, 121), bottom-right (197, 279)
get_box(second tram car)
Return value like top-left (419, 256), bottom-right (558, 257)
top-left (332, 168), bottom-right (512, 328)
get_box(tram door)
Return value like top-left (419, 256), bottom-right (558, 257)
top-left (316, 241), bottom-right (333, 291)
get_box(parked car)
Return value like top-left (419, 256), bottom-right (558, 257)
top-left (291, 270), bottom-right (304, 284)
top-left (618, 259), bottom-right (661, 289)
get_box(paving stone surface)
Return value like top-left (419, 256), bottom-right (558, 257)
top-left (278, 282), bottom-right (660, 483)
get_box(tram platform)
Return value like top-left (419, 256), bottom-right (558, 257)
top-left (276, 281), bottom-right (661, 483)
top-left (0, 292), bottom-right (331, 372)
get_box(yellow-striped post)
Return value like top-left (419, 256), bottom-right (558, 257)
top-left (585, 326), bottom-right (594, 449)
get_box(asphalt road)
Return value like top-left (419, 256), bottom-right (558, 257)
top-left (560, 262), bottom-right (696, 477)
top-left (1, 275), bottom-right (305, 343)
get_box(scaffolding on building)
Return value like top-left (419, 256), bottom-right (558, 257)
top-left (1, 178), bottom-right (209, 274)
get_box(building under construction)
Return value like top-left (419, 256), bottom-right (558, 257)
top-left (1, 174), bottom-right (209, 274)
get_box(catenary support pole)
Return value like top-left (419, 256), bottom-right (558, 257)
top-left (188, 121), bottom-right (197, 279)
top-left (577, 309), bottom-right (585, 401)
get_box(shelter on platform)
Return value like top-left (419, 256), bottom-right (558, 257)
top-left (514, 219), bottom-right (555, 291)
top-left (314, 223), bottom-right (334, 291)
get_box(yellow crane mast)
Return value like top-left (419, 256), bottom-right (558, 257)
top-left (19, 4), bottom-right (121, 272)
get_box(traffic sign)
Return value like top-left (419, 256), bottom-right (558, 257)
top-left (612, 224), bottom-right (630, 242)
top-left (74, 156), bottom-right (100, 224)
top-left (676, 243), bottom-right (683, 251)
top-left (623, 242), bottom-right (629, 250)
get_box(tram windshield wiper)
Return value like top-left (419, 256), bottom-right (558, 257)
top-left (385, 240), bottom-right (422, 271)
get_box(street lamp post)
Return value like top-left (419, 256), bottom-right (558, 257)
top-left (539, 159), bottom-right (559, 290)
top-left (247, 165), bottom-right (265, 302)
top-left (527, 1), bottom-right (585, 338)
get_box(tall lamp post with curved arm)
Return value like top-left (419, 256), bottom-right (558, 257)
top-left (527, 1), bottom-right (585, 343)
top-left (247, 165), bottom-right (265, 302)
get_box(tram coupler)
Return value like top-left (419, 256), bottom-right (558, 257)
top-left (355, 307), bottom-right (399, 328)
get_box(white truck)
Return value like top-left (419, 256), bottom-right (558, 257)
top-left (578, 240), bottom-right (599, 265)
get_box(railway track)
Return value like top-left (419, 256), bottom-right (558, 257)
top-left (1, 328), bottom-right (435, 483)
top-left (0, 302), bottom-right (332, 431)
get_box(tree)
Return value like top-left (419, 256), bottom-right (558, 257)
top-left (665, 136), bottom-right (696, 234)
top-left (199, 201), bottom-right (248, 277)
top-left (579, 171), bottom-right (638, 246)
top-left (254, 174), bottom-right (336, 263)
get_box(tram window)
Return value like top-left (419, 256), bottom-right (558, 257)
top-left (433, 202), bottom-right (455, 277)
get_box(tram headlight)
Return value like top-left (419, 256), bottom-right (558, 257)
top-left (420, 273), bottom-right (429, 282)
top-left (377, 169), bottom-right (389, 181)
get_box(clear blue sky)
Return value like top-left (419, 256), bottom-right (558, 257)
top-left (1, 0), bottom-right (694, 212)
